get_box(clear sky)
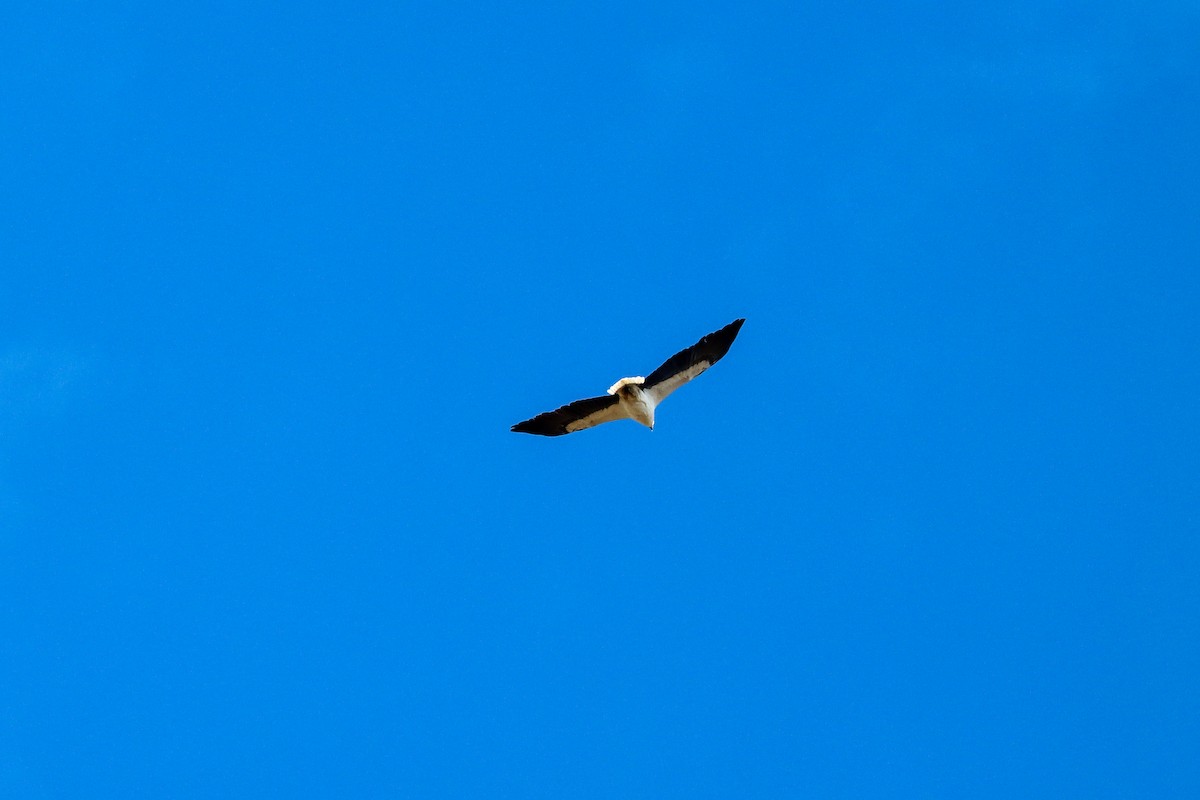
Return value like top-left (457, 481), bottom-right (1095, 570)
top-left (2, 2), bottom-right (1198, 797)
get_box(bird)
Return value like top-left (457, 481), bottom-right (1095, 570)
top-left (511, 318), bottom-right (745, 436)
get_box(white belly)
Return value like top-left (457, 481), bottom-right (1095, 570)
top-left (617, 384), bottom-right (656, 429)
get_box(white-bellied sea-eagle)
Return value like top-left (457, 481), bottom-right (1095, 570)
top-left (511, 318), bottom-right (745, 436)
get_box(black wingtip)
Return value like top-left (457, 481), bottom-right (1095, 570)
top-left (715, 318), bottom-right (746, 340)
top-left (511, 418), bottom-right (566, 436)
top-left (706, 318), bottom-right (745, 359)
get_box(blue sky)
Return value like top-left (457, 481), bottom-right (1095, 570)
top-left (2, 2), bottom-right (1198, 797)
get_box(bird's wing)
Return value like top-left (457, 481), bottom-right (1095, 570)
top-left (643, 318), bottom-right (745, 404)
top-left (511, 394), bottom-right (626, 436)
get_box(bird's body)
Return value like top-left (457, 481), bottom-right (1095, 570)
top-left (611, 378), bottom-right (655, 429)
top-left (511, 318), bottom-right (745, 436)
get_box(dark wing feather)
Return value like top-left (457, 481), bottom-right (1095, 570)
top-left (643, 318), bottom-right (745, 403)
top-left (511, 394), bottom-right (623, 437)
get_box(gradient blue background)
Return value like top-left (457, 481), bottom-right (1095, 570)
top-left (3, 2), bottom-right (1198, 797)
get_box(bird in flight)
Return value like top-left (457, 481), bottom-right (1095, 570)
top-left (511, 318), bottom-right (745, 436)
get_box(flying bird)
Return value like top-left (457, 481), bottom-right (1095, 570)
top-left (511, 318), bottom-right (745, 436)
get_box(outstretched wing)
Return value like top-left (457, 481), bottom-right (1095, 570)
top-left (511, 394), bottom-right (626, 436)
top-left (643, 318), bottom-right (745, 404)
